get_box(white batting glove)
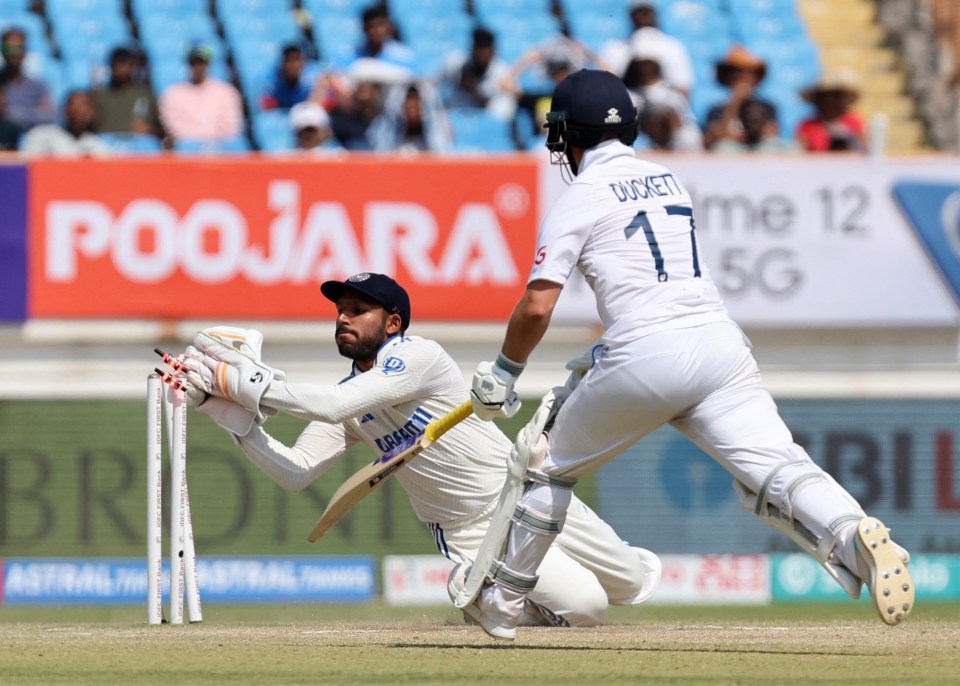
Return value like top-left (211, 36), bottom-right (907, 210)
top-left (470, 355), bottom-right (523, 421)
top-left (564, 342), bottom-right (604, 384)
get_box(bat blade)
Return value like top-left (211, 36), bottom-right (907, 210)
top-left (307, 400), bottom-right (473, 542)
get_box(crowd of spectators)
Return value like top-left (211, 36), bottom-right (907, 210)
top-left (0, 0), bottom-right (875, 157)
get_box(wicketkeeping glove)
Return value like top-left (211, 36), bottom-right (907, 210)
top-left (194, 394), bottom-right (276, 437)
top-left (470, 355), bottom-right (523, 421)
top-left (180, 327), bottom-right (283, 421)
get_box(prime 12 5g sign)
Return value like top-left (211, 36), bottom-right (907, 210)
top-left (546, 156), bottom-right (959, 327)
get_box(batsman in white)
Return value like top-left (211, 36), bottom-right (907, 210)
top-left (176, 272), bottom-right (661, 627)
top-left (466, 69), bottom-right (915, 640)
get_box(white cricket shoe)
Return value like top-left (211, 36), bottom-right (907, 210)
top-left (446, 564), bottom-right (517, 640)
top-left (854, 517), bottom-right (914, 626)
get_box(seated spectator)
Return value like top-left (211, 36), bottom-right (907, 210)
top-left (326, 58), bottom-right (409, 150)
top-left (0, 87), bottom-right (22, 150)
top-left (702, 46), bottom-right (778, 150)
top-left (796, 69), bottom-right (867, 152)
top-left (19, 90), bottom-right (109, 156)
top-left (438, 27), bottom-right (515, 121)
top-left (711, 99), bottom-right (798, 153)
top-left (0, 27), bottom-right (55, 131)
top-left (367, 80), bottom-right (452, 153)
top-left (626, 1), bottom-right (694, 96)
top-left (92, 46), bottom-right (163, 137)
top-left (289, 100), bottom-right (342, 154)
top-left (351, 3), bottom-right (417, 73)
top-left (158, 43), bottom-right (244, 146)
top-left (502, 36), bottom-right (606, 148)
top-left (635, 101), bottom-right (689, 152)
top-left (260, 42), bottom-right (319, 111)
top-left (623, 47), bottom-right (702, 152)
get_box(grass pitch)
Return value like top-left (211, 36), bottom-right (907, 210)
top-left (1, 603), bottom-right (957, 685)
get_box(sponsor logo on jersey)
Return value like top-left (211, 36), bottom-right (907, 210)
top-left (381, 356), bottom-right (406, 375)
top-left (373, 407), bottom-right (433, 454)
top-left (892, 180), bottom-right (960, 303)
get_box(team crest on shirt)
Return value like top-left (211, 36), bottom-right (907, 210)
top-left (604, 108), bottom-right (622, 124)
top-left (381, 357), bottom-right (406, 374)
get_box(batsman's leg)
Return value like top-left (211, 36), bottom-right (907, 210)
top-left (468, 475), bottom-right (575, 640)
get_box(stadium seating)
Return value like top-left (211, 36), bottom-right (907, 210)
top-left (174, 136), bottom-right (252, 154)
top-left (251, 109), bottom-right (295, 152)
top-left (447, 108), bottom-right (516, 153)
top-left (98, 132), bottom-right (164, 155)
top-left (0, 0), bottom-right (31, 12)
top-left (12, 0), bottom-right (828, 152)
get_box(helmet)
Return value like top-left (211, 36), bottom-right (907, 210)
top-left (545, 69), bottom-right (638, 175)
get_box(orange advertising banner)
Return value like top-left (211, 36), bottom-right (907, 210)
top-left (28, 157), bottom-right (538, 320)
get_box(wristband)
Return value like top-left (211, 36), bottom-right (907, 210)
top-left (495, 352), bottom-right (526, 379)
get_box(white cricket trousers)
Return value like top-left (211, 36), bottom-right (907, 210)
top-left (545, 320), bottom-right (862, 553)
top-left (439, 493), bottom-right (661, 626)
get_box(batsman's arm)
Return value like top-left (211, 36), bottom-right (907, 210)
top-left (499, 280), bottom-right (563, 365)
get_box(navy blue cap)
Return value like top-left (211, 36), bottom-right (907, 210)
top-left (321, 273), bottom-right (411, 332)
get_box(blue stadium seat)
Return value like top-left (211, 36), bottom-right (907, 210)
top-left (98, 132), bottom-right (164, 155)
top-left (751, 36), bottom-right (821, 87)
top-left (215, 0), bottom-right (291, 15)
top-left (174, 136), bottom-right (251, 154)
top-left (251, 109), bottom-right (295, 152)
top-left (138, 13), bottom-right (221, 55)
top-left (566, 12), bottom-right (632, 52)
top-left (312, 13), bottom-right (363, 66)
top-left (0, 0), bottom-right (31, 12)
top-left (732, 13), bottom-right (807, 44)
top-left (473, 0), bottom-right (552, 23)
top-left (558, 0), bottom-right (629, 20)
top-left (44, 0), bottom-right (123, 18)
top-left (395, 13), bottom-right (472, 75)
top-left (389, 0), bottom-right (466, 21)
top-left (406, 34), bottom-right (471, 78)
top-left (131, 0), bottom-right (208, 20)
top-left (221, 13), bottom-right (302, 47)
top-left (659, 2), bottom-right (732, 42)
top-left (484, 12), bottom-right (563, 64)
top-left (54, 16), bottom-right (132, 65)
top-left (727, 0), bottom-right (800, 18)
top-left (448, 108), bottom-right (516, 153)
top-left (302, 0), bottom-right (369, 20)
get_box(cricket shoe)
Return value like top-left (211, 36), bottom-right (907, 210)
top-left (446, 564), bottom-right (518, 640)
top-left (854, 517), bottom-right (914, 626)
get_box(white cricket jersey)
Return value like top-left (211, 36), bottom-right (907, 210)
top-left (237, 335), bottom-right (510, 527)
top-left (531, 140), bottom-right (731, 343)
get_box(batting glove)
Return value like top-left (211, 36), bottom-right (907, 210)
top-left (564, 342), bottom-right (604, 385)
top-left (470, 355), bottom-right (523, 421)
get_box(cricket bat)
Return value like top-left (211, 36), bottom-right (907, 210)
top-left (307, 400), bottom-right (473, 542)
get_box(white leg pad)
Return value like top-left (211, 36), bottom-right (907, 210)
top-left (733, 450), bottom-right (866, 599)
top-left (453, 383), bottom-right (571, 610)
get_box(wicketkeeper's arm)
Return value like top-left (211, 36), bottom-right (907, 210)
top-left (235, 420), bottom-right (356, 491)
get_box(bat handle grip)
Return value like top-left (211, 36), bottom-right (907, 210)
top-left (424, 401), bottom-right (473, 442)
